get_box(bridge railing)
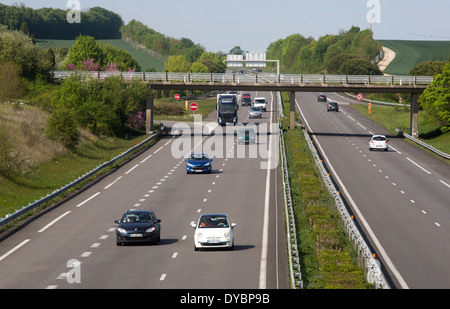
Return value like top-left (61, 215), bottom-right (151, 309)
top-left (51, 71), bottom-right (434, 86)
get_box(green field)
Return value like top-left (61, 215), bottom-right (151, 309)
top-left (378, 40), bottom-right (450, 75)
top-left (36, 39), bottom-right (164, 71)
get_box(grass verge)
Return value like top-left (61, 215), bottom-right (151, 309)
top-left (281, 92), bottom-right (370, 289)
top-left (0, 103), bottom-right (160, 228)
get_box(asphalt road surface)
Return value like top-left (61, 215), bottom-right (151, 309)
top-left (296, 92), bottom-right (450, 289)
top-left (0, 91), bottom-right (289, 290)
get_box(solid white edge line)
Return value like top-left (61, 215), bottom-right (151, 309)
top-left (295, 97), bottom-right (410, 289)
top-left (259, 92), bottom-right (274, 289)
top-left (0, 239), bottom-right (31, 262)
top-left (38, 211), bottom-right (71, 233)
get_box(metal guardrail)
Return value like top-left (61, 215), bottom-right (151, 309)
top-left (277, 92), bottom-right (303, 289)
top-left (50, 71), bottom-right (433, 87)
top-left (0, 129), bottom-right (163, 230)
top-left (395, 128), bottom-right (450, 159)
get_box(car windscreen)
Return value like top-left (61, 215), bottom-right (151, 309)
top-left (122, 213), bottom-right (153, 223)
top-left (254, 99), bottom-right (265, 104)
top-left (198, 215), bottom-right (229, 228)
top-left (190, 155), bottom-right (208, 160)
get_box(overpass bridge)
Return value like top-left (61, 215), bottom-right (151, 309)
top-left (51, 71), bottom-right (433, 137)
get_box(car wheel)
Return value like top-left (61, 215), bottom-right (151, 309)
top-left (369, 148), bottom-right (372, 151)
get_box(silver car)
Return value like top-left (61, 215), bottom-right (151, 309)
top-left (248, 106), bottom-right (262, 118)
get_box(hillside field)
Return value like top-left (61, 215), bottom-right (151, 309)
top-left (378, 40), bottom-right (450, 75)
top-left (36, 39), bottom-right (164, 71)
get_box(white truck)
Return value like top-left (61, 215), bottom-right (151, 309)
top-left (253, 97), bottom-right (267, 112)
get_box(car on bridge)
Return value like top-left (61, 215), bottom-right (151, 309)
top-left (369, 135), bottom-right (389, 151)
top-left (185, 153), bottom-right (213, 173)
top-left (327, 102), bottom-right (339, 112)
top-left (191, 213), bottom-right (236, 251)
top-left (114, 209), bottom-right (161, 245)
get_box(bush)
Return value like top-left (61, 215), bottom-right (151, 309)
top-left (46, 105), bottom-right (80, 151)
top-left (0, 62), bottom-right (24, 102)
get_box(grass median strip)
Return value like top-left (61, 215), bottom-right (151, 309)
top-left (281, 92), bottom-right (369, 289)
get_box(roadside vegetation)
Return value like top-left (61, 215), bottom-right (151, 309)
top-left (280, 93), bottom-right (370, 289)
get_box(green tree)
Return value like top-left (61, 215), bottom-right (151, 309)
top-left (66, 35), bottom-right (104, 68)
top-left (419, 63), bottom-right (450, 133)
top-left (164, 55), bottom-right (191, 72)
top-left (197, 52), bottom-right (226, 73)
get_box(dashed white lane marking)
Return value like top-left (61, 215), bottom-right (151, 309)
top-left (38, 211), bottom-right (72, 233)
top-left (104, 176), bottom-right (122, 189)
top-left (0, 239), bottom-right (31, 262)
top-left (160, 274), bottom-right (167, 281)
top-left (406, 157), bottom-right (432, 175)
top-left (125, 164), bottom-right (139, 175)
top-left (439, 179), bottom-right (450, 189)
top-left (76, 192), bottom-right (101, 208)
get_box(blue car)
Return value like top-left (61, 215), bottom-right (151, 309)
top-left (185, 153), bottom-right (213, 174)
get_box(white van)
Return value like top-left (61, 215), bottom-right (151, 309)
top-left (253, 97), bottom-right (267, 112)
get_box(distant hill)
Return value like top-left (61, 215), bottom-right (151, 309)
top-left (378, 40), bottom-right (450, 75)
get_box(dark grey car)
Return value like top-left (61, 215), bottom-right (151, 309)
top-left (115, 209), bottom-right (161, 245)
top-left (327, 102), bottom-right (339, 112)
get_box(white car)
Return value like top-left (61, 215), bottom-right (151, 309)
top-left (369, 135), bottom-right (389, 151)
top-left (253, 97), bottom-right (267, 112)
top-left (191, 213), bottom-right (236, 250)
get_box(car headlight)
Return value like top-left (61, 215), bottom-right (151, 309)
top-left (146, 226), bottom-right (156, 233)
top-left (117, 228), bottom-right (127, 235)
top-left (196, 233), bottom-right (203, 238)
top-left (204, 162), bottom-right (210, 166)
top-left (186, 162), bottom-right (194, 167)
top-left (224, 232), bottom-right (230, 238)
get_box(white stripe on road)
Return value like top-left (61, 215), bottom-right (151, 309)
top-left (76, 192), bottom-right (101, 208)
top-left (406, 157), bottom-right (432, 175)
top-left (0, 239), bottom-right (31, 262)
top-left (38, 211), bottom-right (71, 233)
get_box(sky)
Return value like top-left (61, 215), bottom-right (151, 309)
top-left (1, 0), bottom-right (450, 53)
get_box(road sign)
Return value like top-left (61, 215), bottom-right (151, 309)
top-left (175, 94), bottom-right (180, 101)
top-left (356, 93), bottom-right (364, 101)
top-left (190, 103), bottom-right (198, 112)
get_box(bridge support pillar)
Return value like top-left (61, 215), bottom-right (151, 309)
top-left (410, 93), bottom-right (419, 138)
top-left (146, 97), bottom-right (154, 134)
top-left (290, 91), bottom-right (296, 129)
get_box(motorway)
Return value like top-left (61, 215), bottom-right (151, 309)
top-left (296, 92), bottom-right (450, 289)
top-left (0, 91), bottom-right (289, 289)
top-left (2, 86), bottom-right (449, 290)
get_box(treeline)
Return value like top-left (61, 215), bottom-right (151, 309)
top-left (120, 20), bottom-right (205, 62)
top-left (266, 26), bottom-right (382, 75)
top-left (0, 4), bottom-right (122, 39)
